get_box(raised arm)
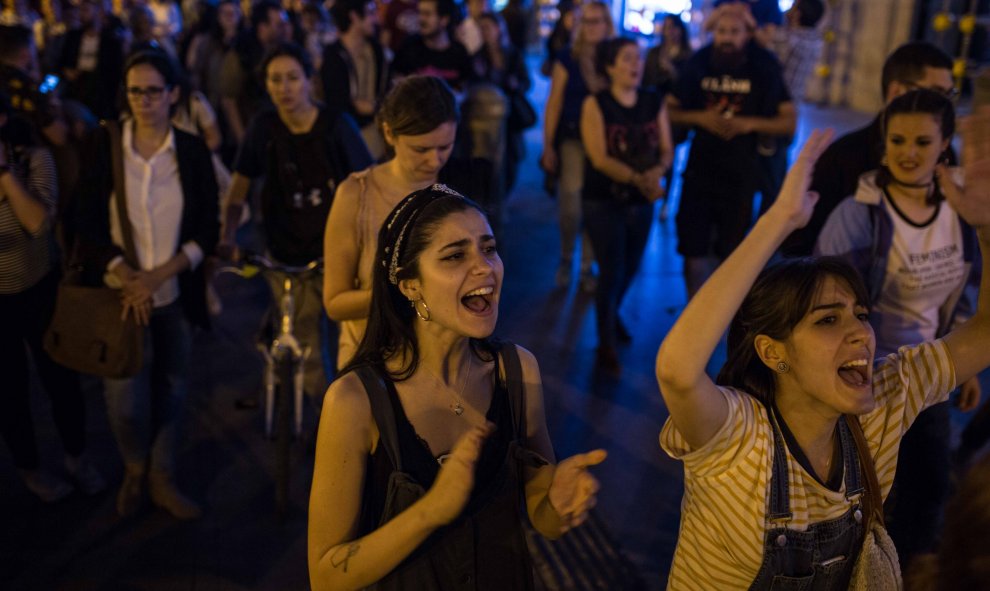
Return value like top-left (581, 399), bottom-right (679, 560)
top-left (655, 129), bottom-right (834, 449)
top-left (323, 176), bottom-right (371, 321)
top-left (938, 108), bottom-right (990, 386)
top-left (308, 374), bottom-right (493, 591)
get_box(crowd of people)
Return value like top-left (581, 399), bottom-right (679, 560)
top-left (3, 0), bottom-right (990, 588)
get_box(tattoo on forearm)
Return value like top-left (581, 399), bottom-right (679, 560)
top-left (330, 543), bottom-right (360, 572)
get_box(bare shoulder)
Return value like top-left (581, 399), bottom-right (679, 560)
top-left (333, 169), bottom-right (371, 205)
top-left (322, 372), bottom-right (374, 441)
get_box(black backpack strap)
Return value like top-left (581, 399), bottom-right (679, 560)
top-left (355, 365), bottom-right (404, 472)
top-left (499, 341), bottom-right (526, 442)
top-left (498, 342), bottom-right (549, 468)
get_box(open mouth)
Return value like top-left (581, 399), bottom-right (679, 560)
top-left (837, 358), bottom-right (871, 388)
top-left (461, 286), bottom-right (494, 314)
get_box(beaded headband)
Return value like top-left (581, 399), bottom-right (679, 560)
top-left (382, 184), bottom-right (466, 285)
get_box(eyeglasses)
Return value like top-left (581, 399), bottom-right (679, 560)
top-left (126, 86), bottom-right (167, 101)
top-left (903, 81), bottom-right (960, 101)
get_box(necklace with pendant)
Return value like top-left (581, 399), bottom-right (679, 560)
top-left (425, 355), bottom-right (473, 416)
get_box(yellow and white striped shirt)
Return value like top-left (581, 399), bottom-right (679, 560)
top-left (660, 340), bottom-right (956, 590)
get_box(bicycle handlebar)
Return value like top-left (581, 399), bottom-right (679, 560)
top-left (217, 253), bottom-right (322, 278)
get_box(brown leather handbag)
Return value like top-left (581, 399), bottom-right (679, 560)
top-left (44, 121), bottom-right (144, 379)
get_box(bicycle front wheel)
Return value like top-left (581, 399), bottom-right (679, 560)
top-left (274, 354), bottom-right (295, 520)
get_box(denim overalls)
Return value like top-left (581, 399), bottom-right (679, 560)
top-left (748, 410), bottom-right (866, 590)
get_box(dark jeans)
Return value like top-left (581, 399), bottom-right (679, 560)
top-left (103, 302), bottom-right (191, 474)
top-left (884, 401), bottom-right (951, 566)
top-left (0, 270), bottom-right (85, 469)
top-left (582, 199), bottom-right (653, 350)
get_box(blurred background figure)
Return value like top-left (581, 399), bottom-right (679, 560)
top-left (644, 13), bottom-right (692, 220)
top-left (541, 0), bottom-right (613, 292)
top-left (473, 11), bottom-right (529, 193)
top-left (323, 0), bottom-right (388, 160)
top-left (0, 90), bottom-right (105, 503)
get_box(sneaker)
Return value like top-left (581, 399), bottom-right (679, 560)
top-left (20, 469), bottom-right (74, 503)
top-left (149, 471), bottom-right (202, 520)
top-left (555, 262), bottom-right (572, 287)
top-left (64, 454), bottom-right (107, 495)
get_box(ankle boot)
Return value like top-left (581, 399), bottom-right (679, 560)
top-left (117, 461), bottom-right (146, 517)
top-left (148, 470), bottom-right (202, 520)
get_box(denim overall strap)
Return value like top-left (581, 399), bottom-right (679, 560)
top-left (836, 416), bottom-right (865, 501)
top-left (748, 413), bottom-right (867, 590)
top-left (766, 405), bottom-right (793, 523)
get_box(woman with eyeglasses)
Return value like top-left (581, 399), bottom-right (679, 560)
top-left (815, 89), bottom-right (983, 567)
top-left (540, 0), bottom-right (614, 291)
top-left (74, 48), bottom-right (219, 519)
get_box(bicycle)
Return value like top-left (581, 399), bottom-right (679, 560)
top-left (219, 253), bottom-right (321, 519)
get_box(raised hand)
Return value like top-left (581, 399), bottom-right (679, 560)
top-left (540, 146), bottom-right (559, 175)
top-left (547, 449), bottom-right (607, 533)
top-left (957, 376), bottom-right (982, 413)
top-left (941, 106), bottom-right (990, 229)
top-left (766, 128), bottom-right (835, 231)
top-left (423, 422), bottom-right (495, 526)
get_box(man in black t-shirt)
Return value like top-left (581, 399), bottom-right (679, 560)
top-left (667, 3), bottom-right (794, 298)
top-left (391, 0), bottom-right (472, 91)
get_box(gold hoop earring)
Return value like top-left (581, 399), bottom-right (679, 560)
top-left (412, 298), bottom-right (431, 322)
top-left (776, 361), bottom-right (789, 374)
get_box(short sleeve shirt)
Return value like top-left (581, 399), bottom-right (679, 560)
top-left (659, 340), bottom-right (956, 590)
top-left (675, 43), bottom-right (790, 177)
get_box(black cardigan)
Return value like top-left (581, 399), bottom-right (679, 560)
top-left (73, 124), bottom-right (219, 329)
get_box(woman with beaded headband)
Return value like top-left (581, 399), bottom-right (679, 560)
top-left (324, 75), bottom-right (460, 369)
top-left (309, 185), bottom-right (606, 590)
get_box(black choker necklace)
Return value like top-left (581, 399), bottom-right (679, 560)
top-left (889, 177), bottom-right (934, 189)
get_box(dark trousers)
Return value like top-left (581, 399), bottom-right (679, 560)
top-left (885, 401), bottom-right (951, 566)
top-left (0, 271), bottom-right (85, 469)
top-left (583, 199), bottom-right (653, 350)
top-left (756, 137), bottom-right (791, 215)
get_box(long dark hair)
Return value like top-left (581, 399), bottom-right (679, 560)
top-left (876, 88), bottom-right (955, 205)
top-left (716, 257), bottom-right (871, 404)
top-left (342, 185), bottom-right (495, 381)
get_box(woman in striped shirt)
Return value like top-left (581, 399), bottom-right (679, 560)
top-left (0, 96), bottom-right (105, 502)
top-left (654, 126), bottom-right (990, 590)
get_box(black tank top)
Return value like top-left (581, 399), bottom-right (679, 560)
top-left (358, 352), bottom-right (535, 590)
top-left (582, 89), bottom-right (663, 205)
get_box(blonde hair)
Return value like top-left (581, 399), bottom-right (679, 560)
top-left (571, 1), bottom-right (614, 58)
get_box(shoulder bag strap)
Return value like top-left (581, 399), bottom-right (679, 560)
top-left (498, 342), bottom-right (549, 469)
top-left (845, 414), bottom-right (883, 528)
top-left (105, 120), bottom-right (139, 269)
top-left (498, 341), bottom-right (526, 442)
top-left (355, 365), bottom-right (404, 472)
